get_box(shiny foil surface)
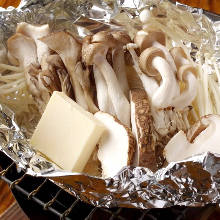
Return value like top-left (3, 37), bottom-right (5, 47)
top-left (0, 0), bottom-right (220, 209)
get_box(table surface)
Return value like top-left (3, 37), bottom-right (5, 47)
top-left (0, 0), bottom-right (219, 218)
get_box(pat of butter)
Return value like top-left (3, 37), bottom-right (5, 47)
top-left (30, 91), bottom-right (105, 172)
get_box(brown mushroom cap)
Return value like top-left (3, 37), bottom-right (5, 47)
top-left (134, 31), bottom-right (166, 52)
top-left (111, 31), bottom-right (131, 45)
top-left (91, 31), bottom-right (117, 47)
top-left (139, 47), bottom-right (165, 77)
top-left (82, 36), bottom-right (107, 65)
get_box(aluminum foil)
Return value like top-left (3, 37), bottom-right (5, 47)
top-left (0, 0), bottom-right (220, 209)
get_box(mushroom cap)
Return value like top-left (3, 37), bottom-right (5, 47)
top-left (139, 8), bottom-right (152, 24)
top-left (7, 33), bottom-right (38, 68)
top-left (134, 30), bottom-right (166, 52)
top-left (40, 31), bottom-right (81, 66)
top-left (94, 111), bottom-right (136, 178)
top-left (16, 22), bottom-right (50, 63)
top-left (91, 31), bottom-right (117, 47)
top-left (82, 36), bottom-right (107, 65)
top-left (111, 31), bottom-right (131, 45)
top-left (139, 47), bottom-right (165, 77)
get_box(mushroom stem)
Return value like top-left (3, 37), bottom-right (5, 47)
top-left (75, 62), bottom-right (98, 113)
top-left (172, 72), bottom-right (198, 110)
top-left (151, 56), bottom-right (179, 109)
top-left (126, 43), bottom-right (159, 99)
top-left (112, 48), bottom-right (129, 99)
top-left (93, 65), bottom-right (115, 115)
top-left (94, 55), bottom-right (130, 127)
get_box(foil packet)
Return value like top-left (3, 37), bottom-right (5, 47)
top-left (0, 0), bottom-right (220, 209)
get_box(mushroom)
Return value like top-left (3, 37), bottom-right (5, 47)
top-left (111, 31), bottom-right (131, 98)
top-left (83, 146), bottom-right (101, 177)
top-left (94, 111), bottom-right (136, 178)
top-left (45, 54), bottom-right (73, 98)
top-left (130, 88), bottom-right (158, 171)
top-left (93, 65), bottom-right (115, 115)
top-left (16, 22), bottom-right (50, 64)
top-left (7, 33), bottom-right (38, 68)
top-left (74, 62), bottom-right (99, 113)
top-left (164, 114), bottom-right (220, 163)
top-left (82, 32), bottom-right (130, 127)
top-left (40, 31), bottom-right (88, 110)
top-left (139, 47), bottom-right (180, 109)
top-left (126, 43), bottom-right (159, 100)
top-left (170, 47), bottom-right (198, 110)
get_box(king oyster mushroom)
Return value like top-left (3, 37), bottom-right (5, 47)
top-left (82, 31), bottom-right (130, 127)
top-left (94, 111), bottom-right (136, 178)
top-left (40, 31), bottom-right (88, 110)
top-left (16, 22), bottom-right (50, 64)
top-left (111, 31), bottom-right (131, 98)
top-left (164, 114), bottom-right (220, 162)
top-left (93, 65), bottom-right (115, 115)
top-left (130, 88), bottom-right (158, 170)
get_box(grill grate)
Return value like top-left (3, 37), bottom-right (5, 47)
top-left (0, 151), bottom-right (219, 220)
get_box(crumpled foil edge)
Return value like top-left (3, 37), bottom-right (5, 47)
top-left (0, 0), bottom-right (220, 209)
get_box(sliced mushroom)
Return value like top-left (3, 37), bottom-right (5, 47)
top-left (130, 88), bottom-right (158, 171)
top-left (111, 31), bottom-right (131, 98)
top-left (93, 65), bottom-right (115, 115)
top-left (75, 62), bottom-right (99, 113)
top-left (16, 22), bottom-right (50, 64)
top-left (126, 43), bottom-right (159, 100)
top-left (83, 32), bottom-right (130, 127)
top-left (164, 114), bottom-right (220, 163)
top-left (40, 31), bottom-right (88, 110)
top-left (7, 33), bottom-right (38, 68)
top-left (94, 111), bottom-right (136, 178)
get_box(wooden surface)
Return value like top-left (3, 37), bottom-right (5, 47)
top-left (178, 0), bottom-right (220, 14)
top-left (0, 180), bottom-right (15, 214)
top-left (0, 0), bottom-right (218, 218)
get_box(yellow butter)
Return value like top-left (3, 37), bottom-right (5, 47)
top-left (30, 91), bottom-right (105, 172)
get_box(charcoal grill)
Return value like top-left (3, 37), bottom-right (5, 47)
top-left (1, 151), bottom-right (220, 220)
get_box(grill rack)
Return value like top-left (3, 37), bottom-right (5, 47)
top-left (0, 151), bottom-right (218, 220)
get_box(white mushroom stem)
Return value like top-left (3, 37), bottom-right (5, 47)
top-left (151, 56), bottom-right (179, 109)
top-left (172, 72), bottom-right (198, 110)
top-left (93, 65), bottom-right (115, 115)
top-left (74, 62), bottom-right (98, 113)
top-left (164, 115), bottom-right (220, 163)
top-left (126, 43), bottom-right (159, 99)
top-left (112, 48), bottom-right (129, 99)
top-left (94, 54), bottom-right (130, 127)
top-left (135, 31), bottom-right (177, 73)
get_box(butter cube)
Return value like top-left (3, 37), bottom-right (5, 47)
top-left (30, 91), bottom-right (105, 172)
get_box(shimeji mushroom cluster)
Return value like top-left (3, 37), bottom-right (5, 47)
top-left (0, 8), bottom-right (220, 177)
